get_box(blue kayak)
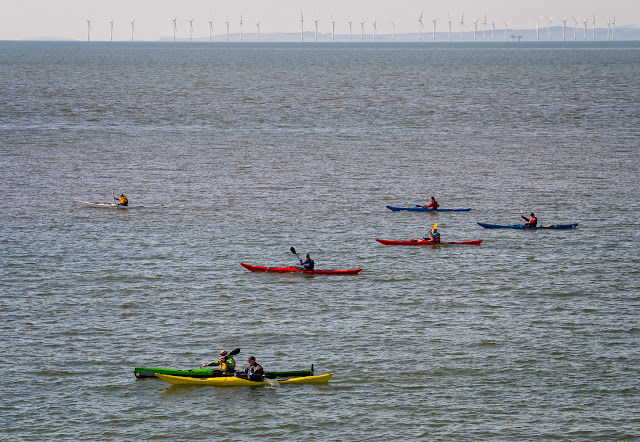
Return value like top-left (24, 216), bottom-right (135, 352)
top-left (386, 206), bottom-right (471, 212)
top-left (477, 222), bottom-right (578, 229)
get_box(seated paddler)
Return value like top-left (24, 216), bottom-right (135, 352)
top-left (244, 356), bottom-right (264, 381)
top-left (202, 349), bottom-right (236, 372)
top-left (299, 253), bottom-right (315, 271)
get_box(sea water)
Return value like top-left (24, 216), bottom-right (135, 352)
top-left (0, 41), bottom-right (639, 439)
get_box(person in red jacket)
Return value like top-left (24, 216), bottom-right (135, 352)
top-left (424, 196), bottom-right (438, 209)
top-left (522, 212), bottom-right (537, 227)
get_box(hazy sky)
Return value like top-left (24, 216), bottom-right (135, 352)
top-left (1, 0), bottom-right (637, 41)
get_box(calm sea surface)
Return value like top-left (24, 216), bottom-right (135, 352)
top-left (1, 41), bottom-right (639, 439)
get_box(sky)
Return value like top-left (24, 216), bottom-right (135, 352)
top-left (0, 0), bottom-right (637, 41)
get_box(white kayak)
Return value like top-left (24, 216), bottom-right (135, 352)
top-left (76, 201), bottom-right (144, 209)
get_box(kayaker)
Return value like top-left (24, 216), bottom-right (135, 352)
top-left (117, 193), bottom-right (128, 206)
top-left (522, 212), bottom-right (538, 227)
top-left (244, 356), bottom-right (264, 381)
top-left (423, 196), bottom-right (438, 209)
top-left (202, 350), bottom-right (236, 372)
top-left (423, 227), bottom-right (440, 243)
top-left (299, 253), bottom-right (315, 271)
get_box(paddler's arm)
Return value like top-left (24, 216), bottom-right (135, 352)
top-left (202, 359), bottom-right (221, 368)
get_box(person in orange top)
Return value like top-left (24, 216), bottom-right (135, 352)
top-left (117, 194), bottom-right (128, 206)
top-left (522, 212), bottom-right (537, 227)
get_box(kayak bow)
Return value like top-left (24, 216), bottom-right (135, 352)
top-left (375, 239), bottom-right (483, 246)
top-left (477, 222), bottom-right (578, 229)
top-left (240, 263), bottom-right (362, 275)
top-left (156, 372), bottom-right (333, 386)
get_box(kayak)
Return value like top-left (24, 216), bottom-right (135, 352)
top-left (386, 206), bottom-right (471, 212)
top-left (76, 201), bottom-right (143, 209)
top-left (477, 222), bottom-right (579, 229)
top-left (156, 372), bottom-right (333, 387)
top-left (240, 263), bottom-right (362, 275)
top-left (134, 366), bottom-right (313, 379)
top-left (375, 239), bottom-right (483, 246)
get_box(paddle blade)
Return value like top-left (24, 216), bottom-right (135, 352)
top-left (290, 247), bottom-right (297, 255)
top-left (433, 222), bottom-right (438, 230)
top-left (229, 348), bottom-right (241, 356)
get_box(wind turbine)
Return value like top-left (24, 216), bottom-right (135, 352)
top-left (225, 17), bottom-right (230, 42)
top-left (314, 17), bottom-right (318, 43)
top-left (360, 20), bottom-right (365, 42)
top-left (483, 12), bottom-right (487, 42)
top-left (473, 18), bottom-right (479, 42)
top-left (348, 20), bottom-right (352, 42)
top-left (592, 12), bottom-right (596, 41)
top-left (209, 16), bottom-right (213, 42)
top-left (256, 20), bottom-right (260, 41)
top-left (492, 19), bottom-right (495, 42)
top-left (607, 17), bottom-right (611, 40)
top-left (432, 18), bottom-right (438, 42)
top-left (447, 13), bottom-right (452, 42)
top-left (562, 18), bottom-right (567, 42)
top-left (130, 19), bottom-right (135, 42)
top-left (300, 10), bottom-right (304, 42)
top-left (189, 18), bottom-right (194, 42)
top-left (418, 11), bottom-right (424, 42)
top-left (536, 16), bottom-right (543, 41)
top-left (372, 19), bottom-right (377, 42)
top-left (390, 20), bottom-right (396, 43)
top-left (546, 16), bottom-right (553, 42)
top-left (110, 19), bottom-right (114, 42)
top-left (460, 13), bottom-right (464, 41)
top-left (572, 17), bottom-right (579, 41)
top-left (172, 18), bottom-right (177, 43)
top-left (583, 18), bottom-right (588, 41)
top-left (240, 13), bottom-right (243, 42)
top-left (87, 19), bottom-right (91, 42)
top-left (612, 16), bottom-right (616, 41)
top-left (503, 20), bottom-right (509, 42)
top-left (331, 17), bottom-right (335, 42)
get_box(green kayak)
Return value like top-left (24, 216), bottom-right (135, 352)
top-left (134, 366), bottom-right (314, 379)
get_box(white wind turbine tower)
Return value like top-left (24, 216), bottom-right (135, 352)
top-left (460, 13), bottom-right (464, 41)
top-left (360, 20), bottom-right (365, 42)
top-left (225, 17), bottom-right (230, 42)
top-left (87, 19), bottom-right (91, 42)
top-left (331, 17), bottom-right (335, 42)
top-left (483, 12), bottom-right (487, 42)
top-left (546, 16), bottom-right (553, 41)
top-left (473, 18), bottom-right (479, 42)
top-left (492, 19), bottom-right (496, 42)
top-left (432, 18), bottom-right (438, 42)
top-left (314, 17), bottom-right (318, 43)
top-left (562, 18), bottom-right (567, 42)
top-left (503, 20), bottom-right (509, 42)
top-left (348, 20), bottom-right (352, 42)
top-left (209, 16), bottom-right (213, 42)
top-left (110, 20), bottom-right (114, 42)
top-left (592, 13), bottom-right (596, 41)
top-left (240, 13), bottom-right (243, 42)
top-left (172, 18), bottom-right (177, 43)
top-left (256, 21), bottom-right (260, 41)
top-left (612, 17), bottom-right (615, 41)
top-left (536, 16), bottom-right (543, 41)
top-left (572, 17), bottom-right (579, 41)
top-left (418, 11), bottom-right (424, 42)
top-left (583, 18), bottom-right (588, 41)
top-left (300, 10), bottom-right (304, 42)
top-left (390, 20), bottom-right (396, 42)
top-left (372, 19), bottom-right (377, 42)
top-left (189, 18), bottom-right (194, 42)
top-left (607, 18), bottom-right (611, 40)
top-left (130, 19), bottom-right (135, 42)
top-left (447, 13), bottom-right (452, 42)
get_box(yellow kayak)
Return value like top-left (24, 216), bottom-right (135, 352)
top-left (156, 372), bottom-right (332, 386)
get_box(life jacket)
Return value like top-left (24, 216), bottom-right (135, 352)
top-left (119, 195), bottom-right (128, 206)
top-left (304, 259), bottom-right (315, 271)
top-left (430, 232), bottom-right (441, 243)
top-left (529, 216), bottom-right (537, 226)
top-left (428, 201), bottom-right (438, 209)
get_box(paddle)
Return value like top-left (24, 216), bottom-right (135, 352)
top-left (112, 190), bottom-right (116, 203)
top-left (290, 247), bottom-right (301, 260)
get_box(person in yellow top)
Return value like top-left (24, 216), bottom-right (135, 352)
top-left (117, 194), bottom-right (128, 206)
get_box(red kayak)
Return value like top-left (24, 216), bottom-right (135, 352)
top-left (240, 263), bottom-right (362, 275)
top-left (375, 239), bottom-right (483, 246)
